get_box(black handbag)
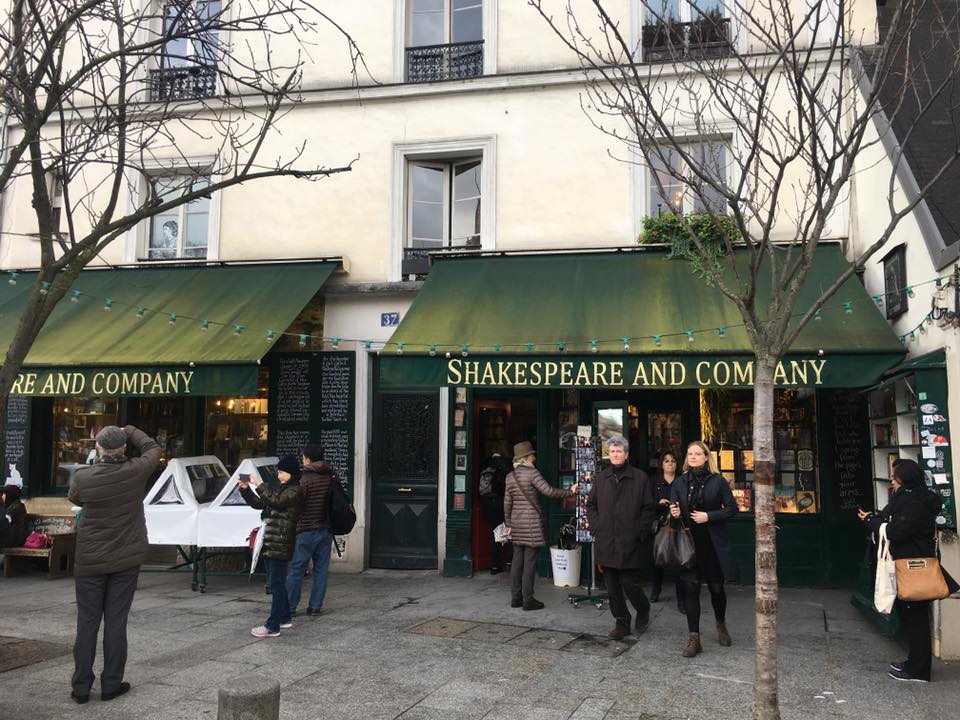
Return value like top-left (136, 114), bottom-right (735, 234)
top-left (652, 517), bottom-right (696, 569)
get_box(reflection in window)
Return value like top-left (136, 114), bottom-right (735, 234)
top-left (648, 142), bottom-right (728, 215)
top-left (147, 174), bottom-right (210, 260)
top-left (407, 158), bottom-right (481, 250)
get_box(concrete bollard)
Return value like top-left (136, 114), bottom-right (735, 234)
top-left (218, 676), bottom-right (280, 720)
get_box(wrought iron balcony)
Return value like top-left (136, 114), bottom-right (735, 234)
top-left (406, 40), bottom-right (484, 83)
top-left (642, 17), bottom-right (732, 62)
top-left (149, 65), bottom-right (218, 101)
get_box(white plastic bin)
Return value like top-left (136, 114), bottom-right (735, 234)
top-left (550, 545), bottom-right (582, 587)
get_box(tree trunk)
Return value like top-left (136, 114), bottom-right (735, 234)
top-left (752, 356), bottom-right (780, 720)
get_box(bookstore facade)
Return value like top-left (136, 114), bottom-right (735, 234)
top-left (375, 246), bottom-right (911, 585)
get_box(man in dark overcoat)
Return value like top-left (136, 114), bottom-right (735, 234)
top-left (68, 425), bottom-right (160, 704)
top-left (586, 434), bottom-right (657, 640)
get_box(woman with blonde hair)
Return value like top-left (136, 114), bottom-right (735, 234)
top-left (669, 440), bottom-right (738, 657)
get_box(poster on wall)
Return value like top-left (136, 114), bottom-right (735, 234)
top-left (268, 353), bottom-right (356, 495)
top-left (4, 396), bottom-right (30, 492)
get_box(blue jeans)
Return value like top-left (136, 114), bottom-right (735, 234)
top-left (287, 528), bottom-right (333, 612)
top-left (265, 558), bottom-right (290, 632)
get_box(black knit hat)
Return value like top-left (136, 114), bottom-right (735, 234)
top-left (277, 455), bottom-right (300, 476)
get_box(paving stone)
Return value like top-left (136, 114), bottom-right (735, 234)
top-left (406, 616), bottom-right (479, 638)
top-left (561, 634), bottom-right (633, 658)
top-left (457, 622), bottom-right (529, 644)
top-left (0, 635), bottom-right (71, 672)
top-left (507, 628), bottom-right (580, 650)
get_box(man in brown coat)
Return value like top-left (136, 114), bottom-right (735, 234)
top-left (68, 425), bottom-right (160, 704)
top-left (586, 434), bottom-right (656, 640)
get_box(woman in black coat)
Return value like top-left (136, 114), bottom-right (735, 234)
top-left (859, 459), bottom-right (959, 682)
top-left (651, 451), bottom-right (684, 611)
top-left (669, 441), bottom-right (738, 657)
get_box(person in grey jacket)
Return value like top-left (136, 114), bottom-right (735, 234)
top-left (68, 425), bottom-right (160, 704)
top-left (504, 441), bottom-right (577, 611)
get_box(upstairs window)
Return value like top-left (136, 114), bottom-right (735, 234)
top-left (406, 0), bottom-right (484, 82)
top-left (641, 0), bottom-right (732, 62)
top-left (146, 175), bottom-right (211, 260)
top-left (648, 141), bottom-right (728, 215)
top-left (403, 158), bottom-right (481, 276)
top-left (152, 1), bottom-right (220, 100)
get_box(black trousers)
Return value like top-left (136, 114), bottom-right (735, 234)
top-left (604, 567), bottom-right (650, 628)
top-left (72, 565), bottom-right (140, 696)
top-left (897, 598), bottom-right (932, 680)
top-left (510, 545), bottom-right (538, 602)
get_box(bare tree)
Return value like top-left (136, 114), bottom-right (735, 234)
top-left (531, 0), bottom-right (960, 717)
top-left (0, 1), bottom-right (368, 456)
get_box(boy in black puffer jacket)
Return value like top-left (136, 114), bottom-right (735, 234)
top-left (240, 456), bottom-right (303, 638)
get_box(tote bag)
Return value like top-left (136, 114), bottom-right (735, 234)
top-left (652, 518), bottom-right (696, 569)
top-left (874, 523), bottom-right (897, 614)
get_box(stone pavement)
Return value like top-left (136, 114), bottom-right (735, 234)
top-left (0, 566), bottom-right (957, 719)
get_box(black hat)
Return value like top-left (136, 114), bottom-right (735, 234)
top-left (277, 455), bottom-right (300, 475)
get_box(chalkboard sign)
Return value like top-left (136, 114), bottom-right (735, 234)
top-left (823, 391), bottom-right (872, 512)
top-left (268, 353), bottom-right (356, 494)
top-left (4, 397), bottom-right (31, 493)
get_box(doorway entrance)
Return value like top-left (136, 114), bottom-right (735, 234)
top-left (471, 394), bottom-right (538, 573)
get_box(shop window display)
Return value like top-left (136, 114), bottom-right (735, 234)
top-left (204, 384), bottom-right (269, 473)
top-left (52, 397), bottom-right (119, 488)
top-left (702, 388), bottom-right (819, 514)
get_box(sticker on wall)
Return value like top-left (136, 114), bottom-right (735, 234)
top-left (453, 474), bottom-right (466, 492)
top-left (454, 430), bottom-right (467, 449)
top-left (920, 403), bottom-right (938, 414)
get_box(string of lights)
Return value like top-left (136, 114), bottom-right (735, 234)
top-left (5, 267), bottom-right (957, 355)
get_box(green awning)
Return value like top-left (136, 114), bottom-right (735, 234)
top-left (1, 262), bottom-right (335, 394)
top-left (381, 246), bottom-right (904, 389)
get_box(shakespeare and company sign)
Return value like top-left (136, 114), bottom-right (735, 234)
top-left (378, 354), bottom-right (904, 389)
top-left (9, 365), bottom-right (258, 396)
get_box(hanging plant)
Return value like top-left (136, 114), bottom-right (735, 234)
top-left (638, 211), bottom-right (740, 282)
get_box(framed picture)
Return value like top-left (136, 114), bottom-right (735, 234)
top-left (453, 492), bottom-right (466, 510)
top-left (882, 244), bottom-right (907, 320)
top-left (455, 387), bottom-right (467, 404)
top-left (454, 454), bottom-right (467, 471)
top-left (453, 474), bottom-right (466, 492)
top-left (453, 408), bottom-right (465, 427)
top-left (454, 430), bottom-right (467, 449)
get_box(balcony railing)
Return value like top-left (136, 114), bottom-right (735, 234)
top-left (150, 65), bottom-right (217, 101)
top-left (406, 40), bottom-right (484, 83)
top-left (642, 17), bottom-right (732, 62)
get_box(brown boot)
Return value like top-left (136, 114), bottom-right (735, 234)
top-left (608, 623), bottom-right (631, 641)
top-left (682, 632), bottom-right (702, 657)
top-left (717, 622), bottom-right (732, 647)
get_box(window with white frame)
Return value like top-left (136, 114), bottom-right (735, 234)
top-left (406, 0), bottom-right (484, 82)
top-left (641, 0), bottom-right (731, 61)
top-left (647, 141), bottom-right (728, 215)
top-left (408, 158), bottom-right (482, 250)
top-left (145, 174), bottom-right (211, 260)
top-left (152, 0), bottom-right (220, 100)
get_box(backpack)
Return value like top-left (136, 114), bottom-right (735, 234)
top-left (327, 478), bottom-right (357, 537)
top-left (478, 467), bottom-right (496, 497)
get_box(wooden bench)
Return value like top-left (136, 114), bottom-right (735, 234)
top-left (1, 514), bottom-right (76, 579)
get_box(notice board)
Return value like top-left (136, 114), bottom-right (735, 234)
top-left (268, 353), bottom-right (356, 495)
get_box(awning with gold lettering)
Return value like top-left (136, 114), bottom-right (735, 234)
top-left (1, 262), bottom-right (337, 396)
top-left (380, 246), bottom-right (904, 389)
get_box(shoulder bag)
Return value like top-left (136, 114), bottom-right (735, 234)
top-left (652, 516), bottom-right (695, 569)
top-left (894, 527), bottom-right (950, 602)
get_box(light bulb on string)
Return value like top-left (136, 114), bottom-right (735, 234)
top-left (233, 324), bottom-right (243, 336)
top-left (716, 326), bottom-right (725, 337)
top-left (331, 337), bottom-right (340, 349)
top-left (873, 294), bottom-right (883, 307)
top-left (651, 335), bottom-right (661, 347)
top-left (493, 343), bottom-right (501, 353)
top-left (70, 290), bottom-right (81, 303)
top-left (460, 343), bottom-right (469, 357)
top-left (298, 334), bottom-right (308, 348)
top-left (265, 330), bottom-right (275, 342)
top-left (200, 319), bottom-right (209, 331)
top-left (814, 309), bottom-right (822, 321)
top-left (428, 343), bottom-right (437, 357)
top-left (39, 282), bottom-right (50, 295)
top-left (396, 342), bottom-right (404, 355)
top-left (525, 342), bottom-right (534, 352)
top-left (590, 339), bottom-right (598, 353)
top-left (842, 302), bottom-right (853, 314)
top-left (622, 336), bottom-right (631, 352)
top-left (135, 306), bottom-right (145, 320)
top-left (558, 341), bottom-right (566, 352)
top-left (8, 272), bottom-right (17, 285)
top-left (906, 286), bottom-right (915, 298)
top-left (685, 330), bottom-right (694, 343)
top-left (362, 340), bottom-right (371, 350)
top-left (168, 312), bottom-right (177, 325)
top-left (103, 298), bottom-right (113, 312)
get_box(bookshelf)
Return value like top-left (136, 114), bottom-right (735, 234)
top-left (867, 378), bottom-right (918, 507)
